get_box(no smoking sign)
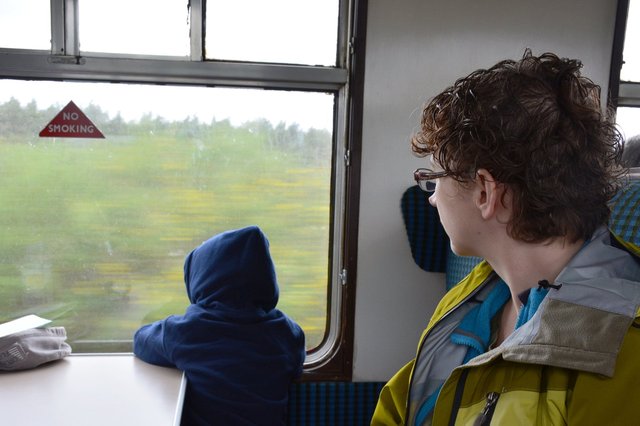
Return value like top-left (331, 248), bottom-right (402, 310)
top-left (39, 101), bottom-right (105, 139)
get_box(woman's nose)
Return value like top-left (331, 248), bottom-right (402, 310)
top-left (428, 192), bottom-right (437, 207)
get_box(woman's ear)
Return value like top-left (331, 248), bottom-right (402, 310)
top-left (474, 168), bottom-right (503, 220)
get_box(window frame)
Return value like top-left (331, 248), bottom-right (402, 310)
top-left (0, 0), bottom-right (366, 380)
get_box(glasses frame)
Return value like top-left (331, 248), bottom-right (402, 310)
top-left (413, 168), bottom-right (448, 193)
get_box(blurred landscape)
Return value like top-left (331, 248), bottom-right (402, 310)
top-left (0, 98), bottom-right (332, 350)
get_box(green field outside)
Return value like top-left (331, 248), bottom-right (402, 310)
top-left (0, 101), bottom-right (332, 350)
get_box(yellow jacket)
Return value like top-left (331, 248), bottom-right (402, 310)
top-left (372, 228), bottom-right (640, 425)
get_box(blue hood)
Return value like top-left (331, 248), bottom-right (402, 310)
top-left (184, 225), bottom-right (279, 312)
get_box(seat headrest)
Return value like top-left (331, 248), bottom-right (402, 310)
top-left (400, 185), bottom-right (449, 273)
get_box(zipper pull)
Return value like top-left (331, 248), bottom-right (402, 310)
top-left (537, 279), bottom-right (562, 290)
top-left (476, 392), bottom-right (500, 426)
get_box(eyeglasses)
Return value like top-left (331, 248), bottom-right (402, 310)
top-left (414, 168), bottom-right (448, 192)
top-left (413, 155), bottom-right (448, 193)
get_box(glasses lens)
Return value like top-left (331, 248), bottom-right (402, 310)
top-left (415, 174), bottom-right (437, 193)
top-left (414, 160), bottom-right (446, 193)
top-left (424, 180), bottom-right (436, 192)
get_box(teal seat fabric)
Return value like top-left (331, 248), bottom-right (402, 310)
top-left (609, 177), bottom-right (640, 245)
top-left (444, 251), bottom-right (482, 289)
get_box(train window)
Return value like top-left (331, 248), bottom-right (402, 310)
top-left (0, 80), bottom-right (333, 352)
top-left (617, 107), bottom-right (640, 140)
top-left (0, 0), bottom-right (361, 378)
top-left (205, 0), bottom-right (339, 65)
top-left (614, 0), bottom-right (640, 141)
top-left (79, 0), bottom-right (190, 56)
top-left (0, 0), bottom-right (51, 50)
top-left (620, 0), bottom-right (639, 82)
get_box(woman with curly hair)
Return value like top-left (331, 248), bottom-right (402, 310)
top-left (372, 50), bottom-right (640, 425)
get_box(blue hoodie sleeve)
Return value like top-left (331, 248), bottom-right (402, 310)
top-left (133, 318), bottom-right (175, 367)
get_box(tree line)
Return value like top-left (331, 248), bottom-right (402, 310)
top-left (0, 98), bottom-right (332, 166)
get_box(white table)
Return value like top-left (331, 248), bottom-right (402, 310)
top-left (0, 354), bottom-right (185, 426)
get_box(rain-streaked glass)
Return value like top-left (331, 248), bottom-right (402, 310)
top-left (0, 79), bottom-right (334, 350)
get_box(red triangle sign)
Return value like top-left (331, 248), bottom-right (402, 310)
top-left (39, 101), bottom-right (105, 139)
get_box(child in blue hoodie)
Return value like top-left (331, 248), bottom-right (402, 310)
top-left (133, 226), bottom-right (306, 426)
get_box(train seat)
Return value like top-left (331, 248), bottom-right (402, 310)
top-left (287, 381), bottom-right (385, 425)
top-left (401, 169), bottom-right (640, 290)
top-left (609, 169), bottom-right (640, 245)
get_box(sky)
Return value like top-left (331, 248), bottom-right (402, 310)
top-left (616, 108), bottom-right (640, 141)
top-left (0, 80), bottom-right (335, 131)
top-left (617, 0), bottom-right (640, 139)
top-left (621, 0), bottom-right (640, 83)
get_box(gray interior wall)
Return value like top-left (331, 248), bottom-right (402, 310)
top-left (353, 0), bottom-right (618, 381)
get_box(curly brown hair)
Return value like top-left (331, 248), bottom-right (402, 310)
top-left (412, 49), bottom-right (624, 243)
